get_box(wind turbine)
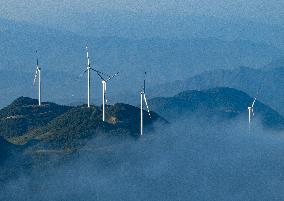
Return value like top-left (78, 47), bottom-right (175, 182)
top-left (85, 46), bottom-right (92, 107)
top-left (33, 51), bottom-right (41, 106)
top-left (84, 45), bottom-right (99, 108)
top-left (140, 72), bottom-right (151, 136)
top-left (248, 97), bottom-right (256, 132)
top-left (95, 71), bottom-right (119, 121)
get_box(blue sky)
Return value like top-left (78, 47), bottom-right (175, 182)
top-left (0, 0), bottom-right (283, 25)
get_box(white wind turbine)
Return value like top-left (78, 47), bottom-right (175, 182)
top-left (33, 51), bottom-right (41, 106)
top-left (248, 97), bottom-right (257, 132)
top-left (95, 71), bottom-right (119, 121)
top-left (84, 45), bottom-right (99, 108)
top-left (140, 72), bottom-right (151, 136)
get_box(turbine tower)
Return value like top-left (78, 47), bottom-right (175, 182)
top-left (85, 45), bottom-right (101, 108)
top-left (86, 46), bottom-right (91, 108)
top-left (95, 71), bottom-right (119, 121)
top-left (248, 97), bottom-right (256, 132)
top-left (140, 72), bottom-right (151, 136)
top-left (33, 51), bottom-right (41, 106)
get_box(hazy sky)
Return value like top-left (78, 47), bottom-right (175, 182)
top-left (0, 0), bottom-right (283, 25)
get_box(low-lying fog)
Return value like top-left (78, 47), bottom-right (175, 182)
top-left (1, 117), bottom-right (284, 201)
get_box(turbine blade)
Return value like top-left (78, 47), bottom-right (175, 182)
top-left (144, 94), bottom-right (151, 118)
top-left (35, 50), bottom-right (39, 66)
top-left (104, 82), bottom-right (108, 103)
top-left (105, 94), bottom-right (108, 103)
top-left (86, 46), bottom-right (89, 57)
top-left (144, 72), bottom-right (147, 93)
top-left (91, 69), bottom-right (111, 80)
top-left (33, 70), bottom-right (38, 85)
top-left (86, 45), bottom-right (91, 68)
top-left (92, 70), bottom-right (105, 80)
top-left (86, 46), bottom-right (89, 59)
top-left (252, 98), bottom-right (257, 108)
top-left (106, 72), bottom-right (119, 82)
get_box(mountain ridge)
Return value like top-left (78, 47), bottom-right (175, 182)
top-left (150, 66), bottom-right (284, 115)
top-left (0, 97), bottom-right (165, 151)
top-left (150, 87), bottom-right (284, 130)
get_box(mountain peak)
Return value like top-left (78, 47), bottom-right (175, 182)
top-left (0, 97), bottom-right (72, 139)
top-left (150, 87), bottom-right (284, 130)
top-left (10, 96), bottom-right (38, 107)
top-left (0, 98), bottom-right (165, 150)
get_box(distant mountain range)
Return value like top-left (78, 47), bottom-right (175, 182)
top-left (0, 21), bottom-right (279, 76)
top-left (151, 66), bottom-right (284, 116)
top-left (39, 12), bottom-right (284, 50)
top-left (149, 87), bottom-right (284, 130)
top-left (0, 17), bottom-right (283, 109)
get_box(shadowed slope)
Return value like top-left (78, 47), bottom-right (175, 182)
top-left (150, 87), bottom-right (284, 130)
top-left (0, 97), bottom-right (72, 138)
